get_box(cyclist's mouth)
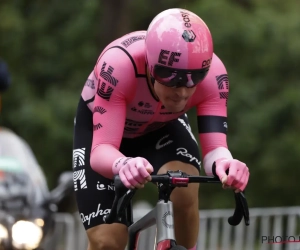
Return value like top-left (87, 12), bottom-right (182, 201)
top-left (170, 98), bottom-right (186, 103)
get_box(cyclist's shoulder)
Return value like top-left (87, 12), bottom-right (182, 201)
top-left (118, 30), bottom-right (147, 51)
top-left (84, 31), bottom-right (147, 104)
top-left (207, 53), bottom-right (227, 74)
top-left (101, 30), bottom-right (146, 52)
top-left (96, 30), bottom-right (147, 75)
top-left (199, 53), bottom-right (228, 87)
top-left (190, 53), bottom-right (229, 105)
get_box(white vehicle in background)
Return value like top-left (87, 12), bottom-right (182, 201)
top-left (0, 127), bottom-right (73, 250)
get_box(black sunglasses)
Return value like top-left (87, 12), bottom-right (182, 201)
top-left (152, 65), bottom-right (210, 88)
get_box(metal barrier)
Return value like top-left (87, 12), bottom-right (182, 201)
top-left (44, 213), bottom-right (76, 250)
top-left (196, 206), bottom-right (300, 250)
top-left (53, 206), bottom-right (300, 250)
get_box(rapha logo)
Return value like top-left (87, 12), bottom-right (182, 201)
top-left (80, 203), bottom-right (111, 226)
top-left (176, 148), bottom-right (201, 166)
top-left (155, 134), bottom-right (173, 150)
top-left (223, 122), bottom-right (228, 129)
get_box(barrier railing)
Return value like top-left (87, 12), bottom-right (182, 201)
top-left (53, 206), bottom-right (300, 250)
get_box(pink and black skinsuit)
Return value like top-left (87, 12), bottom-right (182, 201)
top-left (73, 31), bottom-right (229, 229)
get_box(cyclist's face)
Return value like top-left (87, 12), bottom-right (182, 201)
top-left (153, 81), bottom-right (196, 112)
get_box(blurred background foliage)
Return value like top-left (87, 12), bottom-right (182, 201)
top-left (0, 0), bottom-right (299, 210)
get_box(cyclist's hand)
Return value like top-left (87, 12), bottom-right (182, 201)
top-left (112, 157), bottom-right (154, 189)
top-left (214, 158), bottom-right (249, 193)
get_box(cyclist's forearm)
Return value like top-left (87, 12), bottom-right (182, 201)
top-left (90, 144), bottom-right (125, 179)
top-left (203, 147), bottom-right (233, 176)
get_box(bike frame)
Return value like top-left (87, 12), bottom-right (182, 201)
top-left (128, 200), bottom-right (176, 250)
top-left (104, 170), bottom-right (249, 250)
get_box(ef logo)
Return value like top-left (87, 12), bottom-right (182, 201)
top-left (158, 50), bottom-right (181, 66)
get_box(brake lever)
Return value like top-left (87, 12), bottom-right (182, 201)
top-left (238, 191), bottom-right (250, 225)
top-left (228, 191), bottom-right (250, 226)
top-left (104, 175), bottom-right (136, 224)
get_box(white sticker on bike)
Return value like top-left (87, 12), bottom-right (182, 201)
top-left (176, 147), bottom-right (201, 166)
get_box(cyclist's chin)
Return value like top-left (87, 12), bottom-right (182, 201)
top-left (163, 99), bottom-right (187, 113)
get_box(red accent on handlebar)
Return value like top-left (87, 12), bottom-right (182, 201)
top-left (171, 177), bottom-right (189, 186)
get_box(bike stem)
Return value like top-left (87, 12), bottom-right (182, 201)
top-left (157, 170), bottom-right (186, 203)
top-left (155, 172), bottom-right (182, 247)
top-left (158, 183), bottom-right (175, 203)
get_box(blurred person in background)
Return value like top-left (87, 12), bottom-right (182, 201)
top-left (73, 8), bottom-right (250, 250)
top-left (0, 58), bottom-right (48, 196)
top-left (0, 59), bottom-right (10, 93)
top-left (0, 59), bottom-right (11, 113)
top-left (0, 59), bottom-right (73, 249)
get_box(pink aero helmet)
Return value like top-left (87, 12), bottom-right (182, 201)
top-left (145, 8), bottom-right (213, 88)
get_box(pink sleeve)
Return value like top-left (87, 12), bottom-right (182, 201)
top-left (195, 54), bottom-right (229, 158)
top-left (89, 48), bottom-right (136, 179)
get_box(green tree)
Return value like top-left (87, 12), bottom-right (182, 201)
top-left (0, 0), bottom-right (299, 209)
top-left (185, 0), bottom-right (300, 208)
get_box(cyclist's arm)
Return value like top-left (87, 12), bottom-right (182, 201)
top-left (195, 53), bottom-right (233, 175)
top-left (89, 48), bottom-right (136, 179)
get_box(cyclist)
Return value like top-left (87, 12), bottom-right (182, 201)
top-left (73, 8), bottom-right (250, 250)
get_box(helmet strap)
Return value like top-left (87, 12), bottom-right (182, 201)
top-left (150, 76), bottom-right (155, 85)
top-left (145, 62), bottom-right (155, 86)
top-left (145, 64), bottom-right (159, 101)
